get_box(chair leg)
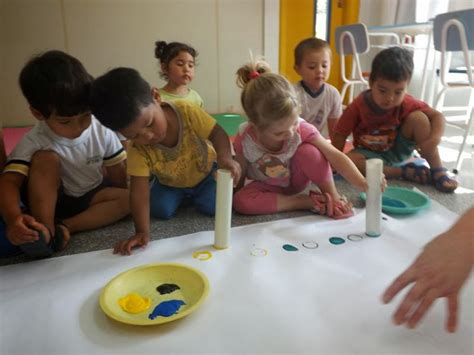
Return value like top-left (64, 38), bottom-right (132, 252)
top-left (454, 108), bottom-right (474, 174)
top-left (341, 83), bottom-right (350, 105)
top-left (433, 88), bottom-right (446, 112)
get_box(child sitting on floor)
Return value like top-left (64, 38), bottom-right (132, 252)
top-left (154, 40), bottom-right (204, 107)
top-left (232, 58), bottom-right (368, 217)
top-left (0, 50), bottom-right (130, 259)
top-left (332, 47), bottom-right (457, 193)
top-left (293, 37), bottom-right (342, 140)
top-left (89, 67), bottom-right (240, 255)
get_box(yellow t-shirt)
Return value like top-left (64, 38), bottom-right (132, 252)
top-left (158, 88), bottom-right (204, 108)
top-left (127, 101), bottom-right (216, 188)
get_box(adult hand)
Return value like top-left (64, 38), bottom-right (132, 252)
top-left (382, 230), bottom-right (472, 332)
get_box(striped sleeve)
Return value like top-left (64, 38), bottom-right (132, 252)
top-left (103, 147), bottom-right (127, 167)
top-left (3, 159), bottom-right (30, 176)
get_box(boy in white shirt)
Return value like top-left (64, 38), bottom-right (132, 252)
top-left (0, 50), bottom-right (130, 258)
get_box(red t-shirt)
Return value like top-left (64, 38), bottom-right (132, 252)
top-left (334, 91), bottom-right (429, 152)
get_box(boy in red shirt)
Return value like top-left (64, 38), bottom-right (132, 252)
top-left (332, 47), bottom-right (457, 193)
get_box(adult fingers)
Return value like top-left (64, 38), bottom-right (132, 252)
top-left (446, 294), bottom-right (459, 333)
top-left (392, 280), bottom-right (430, 325)
top-left (382, 267), bottom-right (416, 303)
top-left (406, 288), bottom-right (438, 328)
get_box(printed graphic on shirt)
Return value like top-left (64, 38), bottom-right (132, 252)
top-left (256, 154), bottom-right (290, 186)
top-left (358, 125), bottom-right (398, 152)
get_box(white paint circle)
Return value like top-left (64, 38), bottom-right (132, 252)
top-left (302, 241), bottom-right (319, 249)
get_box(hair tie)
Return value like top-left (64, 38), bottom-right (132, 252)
top-left (249, 70), bottom-right (260, 79)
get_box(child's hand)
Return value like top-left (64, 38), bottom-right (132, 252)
top-left (217, 158), bottom-right (242, 187)
top-left (382, 230), bottom-right (472, 332)
top-left (359, 175), bottom-right (386, 193)
top-left (113, 232), bottom-right (150, 256)
top-left (7, 214), bottom-right (48, 245)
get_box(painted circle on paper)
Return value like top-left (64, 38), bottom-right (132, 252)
top-left (282, 244), bottom-right (298, 251)
top-left (347, 234), bottom-right (364, 242)
top-left (329, 237), bottom-right (345, 245)
top-left (250, 247), bottom-right (268, 257)
top-left (192, 251), bottom-right (213, 261)
top-left (302, 241), bottom-right (319, 249)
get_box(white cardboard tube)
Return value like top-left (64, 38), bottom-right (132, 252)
top-left (365, 159), bottom-right (383, 237)
top-left (214, 169), bottom-right (233, 249)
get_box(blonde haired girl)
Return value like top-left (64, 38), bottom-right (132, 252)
top-left (233, 59), bottom-right (368, 218)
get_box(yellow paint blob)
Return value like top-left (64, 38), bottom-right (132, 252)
top-left (118, 293), bottom-right (151, 314)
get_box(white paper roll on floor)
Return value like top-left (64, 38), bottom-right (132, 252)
top-left (214, 169), bottom-right (233, 249)
top-left (365, 159), bottom-right (383, 237)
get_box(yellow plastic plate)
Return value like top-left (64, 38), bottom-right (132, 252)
top-left (100, 263), bottom-right (209, 325)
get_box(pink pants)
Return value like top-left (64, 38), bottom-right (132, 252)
top-left (233, 143), bottom-right (333, 214)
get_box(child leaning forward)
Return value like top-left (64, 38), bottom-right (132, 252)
top-left (90, 67), bottom-right (240, 255)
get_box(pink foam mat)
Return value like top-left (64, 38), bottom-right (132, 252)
top-left (3, 127), bottom-right (32, 155)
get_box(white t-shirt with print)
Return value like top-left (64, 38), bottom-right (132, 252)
top-left (294, 82), bottom-right (343, 135)
top-left (5, 117), bottom-right (126, 197)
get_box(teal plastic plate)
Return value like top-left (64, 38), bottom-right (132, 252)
top-left (359, 186), bottom-right (430, 215)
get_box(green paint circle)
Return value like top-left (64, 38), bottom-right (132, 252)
top-left (282, 244), bottom-right (298, 251)
top-left (329, 237), bottom-right (345, 245)
top-left (365, 231), bottom-right (381, 238)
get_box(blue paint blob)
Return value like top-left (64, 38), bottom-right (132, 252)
top-left (148, 300), bottom-right (186, 320)
top-left (382, 196), bottom-right (406, 208)
top-left (329, 237), bottom-right (345, 245)
top-left (282, 244), bottom-right (298, 251)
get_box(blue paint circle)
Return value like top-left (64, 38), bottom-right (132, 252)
top-left (282, 244), bottom-right (298, 251)
top-left (329, 237), bottom-right (345, 245)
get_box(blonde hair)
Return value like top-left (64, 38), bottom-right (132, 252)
top-left (236, 59), bottom-right (300, 128)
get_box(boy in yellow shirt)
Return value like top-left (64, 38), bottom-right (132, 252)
top-left (90, 68), bottom-right (241, 255)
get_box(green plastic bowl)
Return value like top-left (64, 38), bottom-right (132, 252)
top-left (359, 186), bottom-right (430, 215)
top-left (211, 113), bottom-right (247, 136)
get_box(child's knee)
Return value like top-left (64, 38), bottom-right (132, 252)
top-left (31, 150), bottom-right (61, 169)
top-left (233, 192), bottom-right (254, 214)
top-left (150, 200), bottom-right (177, 220)
top-left (196, 201), bottom-right (215, 216)
top-left (402, 111), bottom-right (430, 137)
top-left (28, 151), bottom-right (61, 189)
top-left (294, 143), bottom-right (328, 165)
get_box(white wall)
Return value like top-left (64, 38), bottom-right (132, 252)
top-left (0, 0), bottom-right (267, 127)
